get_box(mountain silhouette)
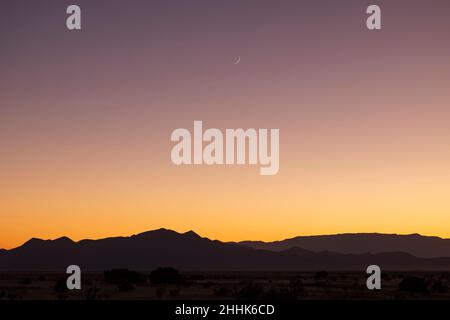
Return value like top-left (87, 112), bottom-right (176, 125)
top-left (240, 233), bottom-right (450, 258)
top-left (1, 229), bottom-right (450, 271)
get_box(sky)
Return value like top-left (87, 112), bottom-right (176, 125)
top-left (1, 0), bottom-right (450, 249)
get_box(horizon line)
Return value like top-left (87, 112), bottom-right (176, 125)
top-left (2, 227), bottom-right (448, 251)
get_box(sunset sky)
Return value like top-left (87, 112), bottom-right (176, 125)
top-left (1, 0), bottom-right (450, 249)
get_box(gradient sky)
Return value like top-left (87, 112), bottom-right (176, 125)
top-left (1, 0), bottom-right (450, 249)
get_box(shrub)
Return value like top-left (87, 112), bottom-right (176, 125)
top-left (18, 278), bottom-right (32, 285)
top-left (85, 287), bottom-right (101, 300)
top-left (156, 287), bottom-right (166, 298)
top-left (289, 278), bottom-right (305, 297)
top-left (190, 274), bottom-right (205, 281)
top-left (117, 282), bottom-right (135, 292)
top-left (149, 267), bottom-right (181, 285)
top-left (169, 289), bottom-right (180, 297)
top-left (398, 277), bottom-right (428, 293)
top-left (53, 278), bottom-right (68, 294)
top-left (235, 283), bottom-right (264, 300)
top-left (263, 287), bottom-right (297, 300)
top-left (213, 287), bottom-right (229, 297)
top-left (431, 280), bottom-right (449, 293)
top-left (314, 271), bottom-right (329, 280)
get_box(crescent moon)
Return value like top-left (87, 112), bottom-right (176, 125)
top-left (233, 56), bottom-right (241, 65)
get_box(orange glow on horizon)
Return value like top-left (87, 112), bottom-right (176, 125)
top-left (2, 1), bottom-right (450, 250)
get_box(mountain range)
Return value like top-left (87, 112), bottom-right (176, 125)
top-left (1, 229), bottom-right (450, 271)
top-left (240, 233), bottom-right (450, 258)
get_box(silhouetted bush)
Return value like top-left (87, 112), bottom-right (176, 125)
top-left (0, 290), bottom-right (22, 300)
top-left (156, 287), bottom-right (166, 298)
top-left (431, 280), bottom-right (449, 293)
top-left (169, 289), bottom-right (180, 297)
top-left (190, 274), bottom-right (205, 281)
top-left (104, 269), bottom-right (147, 284)
top-left (263, 287), bottom-right (297, 300)
top-left (235, 283), bottom-right (264, 300)
top-left (381, 272), bottom-right (391, 281)
top-left (289, 278), bottom-right (305, 297)
top-left (398, 277), bottom-right (428, 293)
top-left (117, 282), bottom-right (136, 292)
top-left (85, 287), bottom-right (101, 300)
top-left (440, 272), bottom-right (450, 280)
top-left (53, 278), bottom-right (68, 294)
top-left (149, 267), bottom-right (181, 285)
top-left (18, 278), bottom-right (32, 285)
top-left (314, 271), bottom-right (328, 280)
top-left (203, 281), bottom-right (215, 288)
top-left (213, 287), bottom-right (229, 297)
top-left (181, 279), bottom-right (193, 288)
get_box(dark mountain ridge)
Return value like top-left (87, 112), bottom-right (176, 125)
top-left (240, 233), bottom-right (450, 258)
top-left (1, 229), bottom-right (450, 271)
